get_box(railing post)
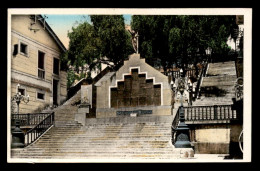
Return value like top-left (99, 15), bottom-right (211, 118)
top-left (27, 113), bottom-right (30, 125)
top-left (228, 106), bottom-right (231, 119)
top-left (22, 112), bottom-right (55, 147)
top-left (214, 105), bottom-right (218, 120)
top-left (205, 107), bottom-right (208, 120)
top-left (52, 112), bottom-right (55, 125)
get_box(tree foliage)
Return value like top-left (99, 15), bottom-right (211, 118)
top-left (63, 15), bottom-right (238, 87)
top-left (90, 15), bottom-right (134, 66)
top-left (131, 15), bottom-right (238, 71)
top-left (67, 22), bottom-right (101, 72)
top-left (63, 15), bottom-right (134, 88)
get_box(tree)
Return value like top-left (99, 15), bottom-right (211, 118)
top-left (62, 22), bottom-right (102, 88)
top-left (131, 15), bottom-right (238, 73)
top-left (64, 15), bottom-right (134, 88)
top-left (131, 15), bottom-right (175, 73)
top-left (90, 15), bottom-right (134, 68)
top-left (67, 22), bottom-right (102, 73)
top-left (203, 16), bottom-right (238, 62)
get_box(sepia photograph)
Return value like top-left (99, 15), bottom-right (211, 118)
top-left (7, 8), bottom-right (252, 163)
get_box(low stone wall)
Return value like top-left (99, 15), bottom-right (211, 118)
top-left (193, 142), bottom-right (229, 154)
top-left (189, 124), bottom-right (231, 154)
top-left (189, 122), bottom-right (243, 154)
top-left (85, 115), bottom-right (174, 125)
top-left (96, 105), bottom-right (172, 118)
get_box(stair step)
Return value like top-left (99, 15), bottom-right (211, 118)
top-left (12, 89), bottom-right (179, 160)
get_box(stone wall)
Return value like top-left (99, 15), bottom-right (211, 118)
top-left (95, 72), bottom-right (115, 109)
top-left (189, 123), bottom-right (242, 155)
top-left (95, 54), bottom-right (172, 118)
top-left (60, 71), bottom-right (67, 104)
top-left (115, 54), bottom-right (172, 106)
top-left (110, 68), bottom-right (161, 108)
top-left (189, 124), bottom-right (231, 154)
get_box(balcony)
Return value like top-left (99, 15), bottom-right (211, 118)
top-left (38, 68), bottom-right (45, 79)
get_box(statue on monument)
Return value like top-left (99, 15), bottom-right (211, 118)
top-left (128, 29), bottom-right (139, 53)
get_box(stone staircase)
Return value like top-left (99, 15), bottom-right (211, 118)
top-left (11, 85), bottom-right (185, 160)
top-left (42, 89), bottom-right (81, 126)
top-left (11, 60), bottom-right (237, 160)
top-left (11, 115), bottom-right (182, 160)
top-left (193, 61), bottom-right (237, 106)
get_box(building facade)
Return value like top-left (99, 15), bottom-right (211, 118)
top-left (11, 15), bottom-right (67, 114)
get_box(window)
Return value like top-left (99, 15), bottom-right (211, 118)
top-left (18, 88), bottom-right (25, 96)
top-left (53, 58), bottom-right (59, 75)
top-left (17, 85), bottom-right (26, 96)
top-left (38, 51), bottom-right (45, 69)
top-left (37, 92), bottom-right (45, 100)
top-left (20, 42), bottom-right (28, 56)
top-left (38, 51), bottom-right (45, 79)
top-left (13, 44), bottom-right (18, 56)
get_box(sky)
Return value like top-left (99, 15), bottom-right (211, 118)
top-left (44, 14), bottom-right (132, 49)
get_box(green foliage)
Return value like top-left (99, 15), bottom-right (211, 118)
top-left (60, 51), bottom-right (69, 71)
top-left (63, 15), bottom-right (238, 88)
top-left (132, 15), bottom-right (238, 69)
top-left (67, 22), bottom-right (101, 72)
top-left (131, 15), bottom-right (174, 70)
top-left (67, 69), bottom-right (75, 88)
top-left (90, 15), bottom-right (134, 66)
top-left (64, 15), bottom-right (134, 88)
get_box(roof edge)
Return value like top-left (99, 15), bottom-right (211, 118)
top-left (37, 15), bottom-right (67, 53)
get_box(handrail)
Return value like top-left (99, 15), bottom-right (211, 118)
top-left (194, 62), bottom-right (208, 99)
top-left (172, 108), bottom-right (180, 130)
top-left (67, 78), bottom-right (87, 100)
top-left (11, 113), bottom-right (51, 126)
top-left (171, 108), bottom-right (180, 145)
top-left (67, 66), bottom-right (113, 100)
top-left (24, 112), bottom-right (54, 147)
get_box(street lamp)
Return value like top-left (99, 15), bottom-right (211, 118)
top-left (11, 83), bottom-right (30, 148)
top-left (205, 47), bottom-right (212, 62)
top-left (172, 82), bottom-right (177, 93)
top-left (180, 68), bottom-right (184, 78)
top-left (174, 74), bottom-right (192, 148)
top-left (178, 78), bottom-right (185, 106)
top-left (12, 84), bottom-right (30, 114)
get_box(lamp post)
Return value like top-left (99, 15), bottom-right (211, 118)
top-left (11, 83), bottom-right (30, 148)
top-left (171, 80), bottom-right (177, 92)
top-left (206, 47), bottom-right (212, 63)
top-left (174, 71), bottom-right (192, 148)
top-left (12, 84), bottom-right (30, 114)
top-left (180, 68), bottom-right (184, 78)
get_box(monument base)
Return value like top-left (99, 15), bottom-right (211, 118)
top-left (75, 104), bottom-right (90, 127)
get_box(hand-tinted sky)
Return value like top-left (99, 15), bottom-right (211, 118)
top-left (44, 14), bottom-right (132, 49)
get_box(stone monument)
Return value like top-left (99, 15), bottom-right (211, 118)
top-left (128, 29), bottom-right (139, 53)
top-left (75, 84), bottom-right (92, 126)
